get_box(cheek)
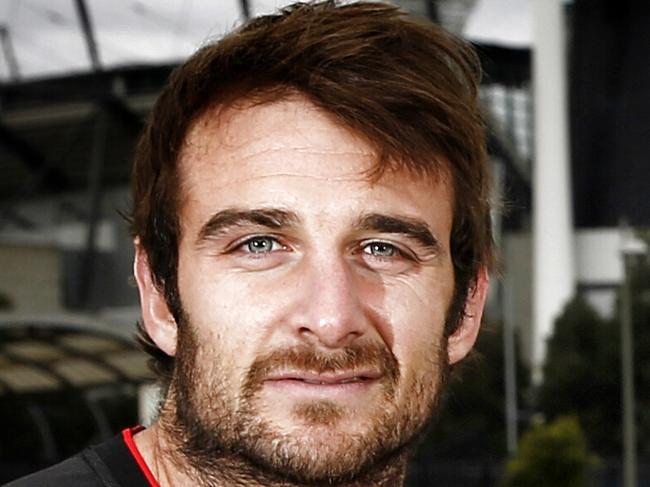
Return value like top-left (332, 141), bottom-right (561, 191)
top-left (177, 251), bottom-right (281, 359)
top-left (380, 271), bottom-right (454, 372)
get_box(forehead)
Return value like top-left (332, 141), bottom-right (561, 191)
top-left (177, 95), bottom-right (453, 220)
top-left (182, 95), bottom-right (375, 178)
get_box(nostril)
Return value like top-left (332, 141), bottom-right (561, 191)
top-left (297, 321), bottom-right (363, 348)
top-left (298, 326), bottom-right (312, 335)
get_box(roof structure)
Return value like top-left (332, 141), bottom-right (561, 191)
top-left (0, 321), bottom-right (152, 482)
top-left (0, 322), bottom-right (152, 394)
top-left (0, 0), bottom-right (532, 231)
top-left (1, 65), bottom-right (170, 206)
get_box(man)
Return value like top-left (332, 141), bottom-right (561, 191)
top-left (8, 1), bottom-right (493, 486)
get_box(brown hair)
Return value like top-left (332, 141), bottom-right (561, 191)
top-left (130, 0), bottom-right (494, 387)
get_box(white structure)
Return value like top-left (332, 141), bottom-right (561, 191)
top-left (531, 0), bottom-right (575, 383)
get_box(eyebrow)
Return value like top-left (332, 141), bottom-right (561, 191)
top-left (197, 208), bottom-right (301, 243)
top-left (196, 208), bottom-right (443, 255)
top-left (355, 213), bottom-right (444, 255)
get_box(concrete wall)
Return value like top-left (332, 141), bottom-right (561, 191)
top-left (0, 243), bottom-right (62, 313)
top-left (502, 226), bottom-right (630, 367)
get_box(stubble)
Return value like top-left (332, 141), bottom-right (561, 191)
top-left (158, 308), bottom-right (449, 486)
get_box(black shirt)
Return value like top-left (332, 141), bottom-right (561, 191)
top-left (4, 429), bottom-right (154, 487)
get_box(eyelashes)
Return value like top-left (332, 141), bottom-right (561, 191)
top-left (231, 235), bottom-right (409, 258)
top-left (238, 235), bottom-right (287, 254)
top-left (224, 234), bottom-right (420, 274)
top-left (359, 240), bottom-right (419, 262)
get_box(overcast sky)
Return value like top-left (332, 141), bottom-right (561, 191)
top-left (0, 0), bottom-right (535, 81)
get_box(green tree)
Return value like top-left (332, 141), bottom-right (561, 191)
top-left (413, 322), bottom-right (529, 460)
top-left (0, 292), bottom-right (12, 311)
top-left (538, 238), bottom-right (650, 458)
top-left (538, 296), bottom-right (620, 454)
top-left (502, 416), bottom-right (597, 487)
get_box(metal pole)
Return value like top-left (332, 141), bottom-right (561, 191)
top-left (75, 0), bottom-right (105, 307)
top-left (239, 0), bottom-right (251, 20)
top-left (503, 279), bottom-right (519, 455)
top-left (74, 0), bottom-right (101, 71)
top-left (493, 158), bottom-right (519, 455)
top-left (620, 250), bottom-right (637, 487)
top-left (425, 0), bottom-right (439, 23)
top-left (0, 25), bottom-right (20, 81)
top-left (79, 108), bottom-right (108, 308)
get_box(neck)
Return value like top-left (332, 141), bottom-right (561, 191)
top-left (134, 417), bottom-right (409, 487)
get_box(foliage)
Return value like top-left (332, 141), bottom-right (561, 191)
top-left (501, 416), bottom-right (597, 487)
top-left (538, 296), bottom-right (620, 454)
top-left (412, 322), bottom-right (529, 460)
top-left (538, 241), bottom-right (650, 457)
top-left (0, 292), bottom-right (12, 310)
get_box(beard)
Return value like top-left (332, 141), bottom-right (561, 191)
top-left (162, 307), bottom-right (450, 485)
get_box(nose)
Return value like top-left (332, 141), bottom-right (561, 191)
top-left (291, 254), bottom-right (371, 349)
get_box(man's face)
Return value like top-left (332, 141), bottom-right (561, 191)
top-left (165, 96), bottom-right (462, 482)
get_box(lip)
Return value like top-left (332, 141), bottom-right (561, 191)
top-left (265, 369), bottom-right (382, 385)
top-left (261, 370), bottom-right (385, 404)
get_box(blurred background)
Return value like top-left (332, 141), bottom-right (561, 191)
top-left (0, 0), bottom-right (648, 485)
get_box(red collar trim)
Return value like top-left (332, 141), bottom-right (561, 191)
top-left (122, 427), bottom-right (161, 487)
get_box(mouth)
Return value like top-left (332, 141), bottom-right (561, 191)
top-left (292, 377), bottom-right (370, 385)
top-left (265, 370), bottom-right (382, 385)
top-left (261, 371), bottom-right (382, 402)
top-left (248, 344), bottom-right (397, 404)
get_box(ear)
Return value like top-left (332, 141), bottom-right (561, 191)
top-left (447, 267), bottom-right (489, 365)
top-left (133, 240), bottom-right (178, 357)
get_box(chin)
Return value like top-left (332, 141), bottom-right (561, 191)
top-left (239, 425), bottom-right (400, 484)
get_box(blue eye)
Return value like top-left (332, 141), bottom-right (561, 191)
top-left (244, 236), bottom-right (278, 254)
top-left (363, 242), bottom-right (398, 257)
